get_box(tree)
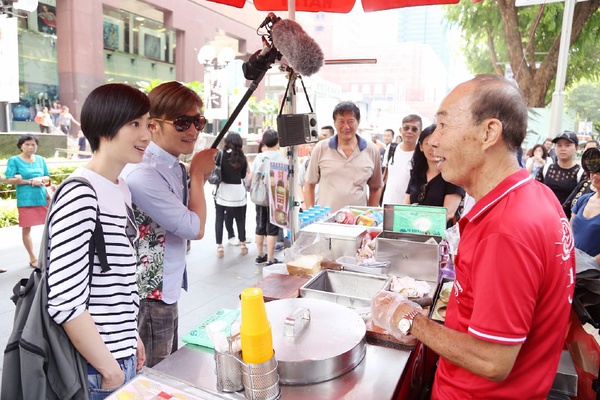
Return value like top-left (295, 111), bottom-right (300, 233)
top-left (248, 97), bottom-right (279, 133)
top-left (566, 80), bottom-right (600, 132)
top-left (136, 79), bottom-right (204, 102)
top-left (444, 0), bottom-right (600, 107)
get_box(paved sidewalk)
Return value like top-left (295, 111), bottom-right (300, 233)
top-left (0, 185), bottom-right (269, 388)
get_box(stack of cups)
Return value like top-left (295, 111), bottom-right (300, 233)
top-left (240, 287), bottom-right (273, 363)
top-left (239, 287), bottom-right (280, 400)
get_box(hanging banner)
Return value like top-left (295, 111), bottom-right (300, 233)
top-left (269, 162), bottom-right (290, 229)
top-left (204, 69), bottom-right (228, 120)
top-left (0, 17), bottom-right (19, 103)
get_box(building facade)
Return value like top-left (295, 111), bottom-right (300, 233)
top-left (10, 0), bottom-right (266, 129)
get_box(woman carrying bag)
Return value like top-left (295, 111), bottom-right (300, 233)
top-left (213, 132), bottom-right (249, 258)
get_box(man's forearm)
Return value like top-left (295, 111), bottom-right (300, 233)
top-left (399, 312), bottom-right (521, 382)
top-left (304, 183), bottom-right (316, 209)
top-left (189, 174), bottom-right (206, 239)
top-left (368, 187), bottom-right (382, 206)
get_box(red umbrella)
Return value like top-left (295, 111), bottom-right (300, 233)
top-left (206, 0), bottom-right (460, 13)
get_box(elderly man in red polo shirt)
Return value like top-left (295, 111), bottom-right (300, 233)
top-left (372, 74), bottom-right (575, 399)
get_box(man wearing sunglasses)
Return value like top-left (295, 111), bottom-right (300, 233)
top-left (381, 114), bottom-right (421, 206)
top-left (122, 81), bottom-right (218, 368)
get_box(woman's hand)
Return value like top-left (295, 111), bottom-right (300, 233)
top-left (30, 177), bottom-right (44, 186)
top-left (100, 365), bottom-right (125, 390)
top-left (136, 338), bottom-right (146, 371)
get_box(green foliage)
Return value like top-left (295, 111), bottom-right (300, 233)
top-left (0, 165), bottom-right (76, 201)
top-left (566, 79), bottom-right (600, 132)
top-left (0, 199), bottom-right (18, 228)
top-left (136, 79), bottom-right (164, 94)
top-left (0, 181), bottom-right (12, 200)
top-left (49, 165), bottom-right (78, 185)
top-left (443, 0), bottom-right (600, 103)
top-left (136, 80), bottom-right (205, 103)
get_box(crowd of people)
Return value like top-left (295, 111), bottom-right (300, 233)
top-left (36, 102), bottom-right (81, 136)
top-left (1, 75), bottom-right (598, 398)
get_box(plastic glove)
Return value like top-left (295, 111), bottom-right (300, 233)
top-left (371, 290), bottom-right (422, 341)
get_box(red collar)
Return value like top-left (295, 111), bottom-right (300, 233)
top-left (459, 169), bottom-right (531, 230)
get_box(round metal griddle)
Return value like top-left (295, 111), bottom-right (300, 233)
top-left (265, 298), bottom-right (366, 385)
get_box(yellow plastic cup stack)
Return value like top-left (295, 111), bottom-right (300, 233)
top-left (239, 287), bottom-right (274, 364)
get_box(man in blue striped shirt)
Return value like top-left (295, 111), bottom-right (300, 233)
top-left (123, 81), bottom-right (217, 367)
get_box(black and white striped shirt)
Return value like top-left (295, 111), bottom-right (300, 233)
top-left (47, 168), bottom-right (139, 360)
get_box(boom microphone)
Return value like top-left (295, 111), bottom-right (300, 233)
top-left (271, 19), bottom-right (324, 77)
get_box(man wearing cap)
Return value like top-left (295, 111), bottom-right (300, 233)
top-left (571, 147), bottom-right (600, 265)
top-left (536, 130), bottom-right (584, 218)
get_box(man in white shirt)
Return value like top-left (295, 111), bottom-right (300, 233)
top-left (381, 115), bottom-right (421, 205)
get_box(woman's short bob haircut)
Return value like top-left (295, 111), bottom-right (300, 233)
top-left (17, 134), bottom-right (40, 150)
top-left (148, 81), bottom-right (203, 120)
top-left (80, 83), bottom-right (150, 152)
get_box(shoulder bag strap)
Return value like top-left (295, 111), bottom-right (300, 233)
top-left (46, 177), bottom-right (110, 307)
top-left (179, 163), bottom-right (189, 205)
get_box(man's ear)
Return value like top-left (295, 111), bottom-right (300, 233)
top-left (482, 118), bottom-right (503, 149)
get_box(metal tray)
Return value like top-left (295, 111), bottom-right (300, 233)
top-left (300, 269), bottom-right (391, 309)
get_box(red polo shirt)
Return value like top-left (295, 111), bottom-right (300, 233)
top-left (433, 169), bottom-right (575, 399)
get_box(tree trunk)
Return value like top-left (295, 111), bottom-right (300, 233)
top-left (497, 0), bottom-right (600, 107)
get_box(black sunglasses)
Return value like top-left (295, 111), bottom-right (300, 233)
top-left (582, 147), bottom-right (600, 173)
top-left (403, 125), bottom-right (419, 133)
top-left (154, 115), bottom-right (206, 132)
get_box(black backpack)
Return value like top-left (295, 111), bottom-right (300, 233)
top-left (2, 177), bottom-right (109, 400)
top-left (386, 142), bottom-right (399, 166)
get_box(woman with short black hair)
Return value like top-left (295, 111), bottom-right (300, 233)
top-left (46, 83), bottom-right (151, 398)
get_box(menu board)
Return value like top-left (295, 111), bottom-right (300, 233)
top-left (108, 373), bottom-right (205, 400)
top-left (385, 204), bottom-right (447, 237)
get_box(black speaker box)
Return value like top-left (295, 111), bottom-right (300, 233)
top-left (276, 113), bottom-right (318, 147)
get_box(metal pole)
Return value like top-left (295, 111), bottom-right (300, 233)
top-left (548, 0), bottom-right (576, 138)
top-left (287, 0), bottom-right (299, 244)
top-left (0, 102), bottom-right (10, 132)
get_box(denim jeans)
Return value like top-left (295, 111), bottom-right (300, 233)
top-left (87, 355), bottom-right (137, 400)
top-left (138, 299), bottom-right (179, 367)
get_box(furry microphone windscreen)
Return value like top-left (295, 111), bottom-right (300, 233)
top-left (271, 19), bottom-right (324, 76)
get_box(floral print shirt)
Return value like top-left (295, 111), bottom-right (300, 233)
top-left (135, 205), bottom-right (167, 300)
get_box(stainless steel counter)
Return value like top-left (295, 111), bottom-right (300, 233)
top-left (153, 342), bottom-right (411, 399)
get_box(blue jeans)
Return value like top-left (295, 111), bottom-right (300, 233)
top-left (87, 355), bottom-right (137, 400)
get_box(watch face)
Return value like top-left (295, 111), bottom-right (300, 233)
top-left (398, 318), bottom-right (411, 335)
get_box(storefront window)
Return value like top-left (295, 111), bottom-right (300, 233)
top-left (102, 6), bottom-right (175, 63)
top-left (103, 5), bottom-right (176, 83)
top-left (13, 1), bottom-right (58, 122)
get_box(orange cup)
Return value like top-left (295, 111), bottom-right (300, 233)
top-left (239, 288), bottom-right (274, 364)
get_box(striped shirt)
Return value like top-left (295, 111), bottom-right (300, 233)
top-left (47, 168), bottom-right (139, 360)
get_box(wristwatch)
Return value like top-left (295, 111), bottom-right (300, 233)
top-left (397, 309), bottom-right (420, 335)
